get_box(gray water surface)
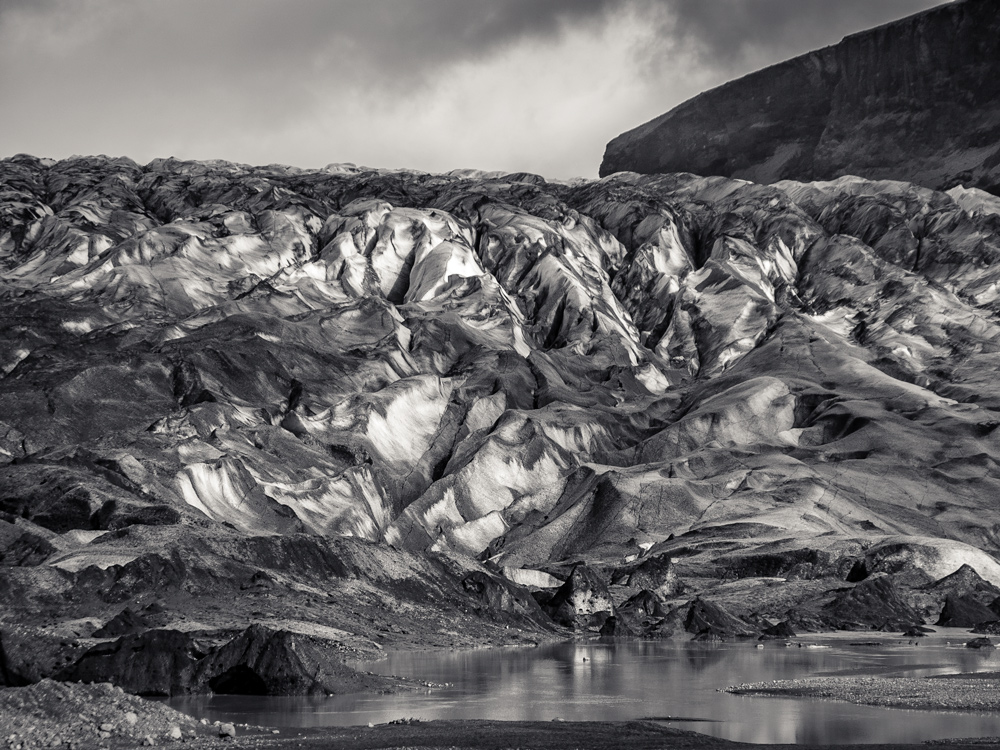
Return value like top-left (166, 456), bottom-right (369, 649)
top-left (168, 635), bottom-right (1000, 744)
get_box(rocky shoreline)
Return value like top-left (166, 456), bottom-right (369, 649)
top-left (1, 680), bottom-right (221, 750)
top-left (5, 679), bottom-right (1000, 750)
top-left (727, 674), bottom-right (1000, 713)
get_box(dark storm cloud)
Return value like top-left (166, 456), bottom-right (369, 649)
top-left (0, 0), bottom-right (945, 96)
top-left (665, 0), bottom-right (946, 66)
top-left (285, 0), bottom-right (618, 69)
top-left (35, 0), bottom-right (622, 88)
top-left (0, 0), bottom-right (617, 85)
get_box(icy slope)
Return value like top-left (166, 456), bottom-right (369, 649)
top-left (4, 154), bottom-right (1000, 591)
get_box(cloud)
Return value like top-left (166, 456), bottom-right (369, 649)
top-left (0, 0), bottom-right (951, 178)
top-left (0, 0), bottom-right (619, 89)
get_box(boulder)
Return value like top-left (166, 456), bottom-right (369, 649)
top-left (966, 637), bottom-right (995, 649)
top-left (542, 565), bottom-right (615, 629)
top-left (619, 590), bottom-right (666, 620)
top-left (936, 594), bottom-right (1000, 628)
top-left (783, 609), bottom-right (829, 634)
top-left (624, 554), bottom-right (680, 597)
top-left (615, 590), bottom-right (671, 638)
top-left (684, 599), bottom-right (757, 640)
top-left (760, 620), bottom-right (797, 639)
top-left (240, 570), bottom-right (277, 592)
top-left (598, 615), bottom-right (635, 637)
top-left (821, 576), bottom-right (924, 631)
top-left (461, 571), bottom-right (551, 627)
top-left (58, 630), bottom-right (204, 696)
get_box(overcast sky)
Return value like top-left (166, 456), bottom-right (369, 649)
top-left (0, 0), bottom-right (946, 178)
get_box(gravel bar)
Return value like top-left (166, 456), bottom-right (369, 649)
top-left (726, 676), bottom-right (1000, 712)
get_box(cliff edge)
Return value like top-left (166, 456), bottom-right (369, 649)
top-left (600, 0), bottom-right (1000, 192)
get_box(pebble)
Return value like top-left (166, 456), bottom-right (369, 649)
top-left (167, 727), bottom-right (182, 741)
top-left (124, 713), bottom-right (138, 727)
top-left (97, 725), bottom-right (113, 734)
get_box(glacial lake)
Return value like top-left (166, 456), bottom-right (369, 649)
top-left (168, 633), bottom-right (1000, 744)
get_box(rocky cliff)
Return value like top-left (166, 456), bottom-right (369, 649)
top-left (600, 0), bottom-right (1000, 192)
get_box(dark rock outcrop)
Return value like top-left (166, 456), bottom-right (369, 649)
top-left (619, 589), bottom-right (666, 620)
top-left (624, 554), bottom-right (680, 597)
top-left (966, 637), bottom-right (995, 649)
top-left (936, 594), bottom-right (1000, 628)
top-left (74, 552), bottom-right (189, 604)
top-left (760, 620), bottom-right (797, 639)
top-left (193, 624), bottom-right (388, 696)
top-left (601, 0), bottom-right (1000, 193)
top-left (240, 570), bottom-right (278, 592)
top-left (615, 589), bottom-right (672, 638)
top-left (58, 629), bottom-right (204, 696)
top-left (543, 565), bottom-right (615, 629)
top-left (1, 629), bottom-right (87, 687)
top-left (461, 571), bottom-right (551, 628)
top-left (91, 501), bottom-right (182, 531)
top-left (684, 598), bottom-right (757, 640)
top-left (821, 577), bottom-right (924, 631)
top-left (598, 615), bottom-right (635, 638)
top-left (59, 624), bottom-right (397, 697)
top-left (720, 548), bottom-right (833, 581)
top-left (924, 565), bottom-right (1000, 607)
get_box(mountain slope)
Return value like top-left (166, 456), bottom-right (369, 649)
top-left (600, 0), bottom-right (1000, 192)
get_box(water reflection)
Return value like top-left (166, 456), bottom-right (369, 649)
top-left (682, 641), bottom-right (731, 671)
top-left (168, 635), bottom-right (1000, 745)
